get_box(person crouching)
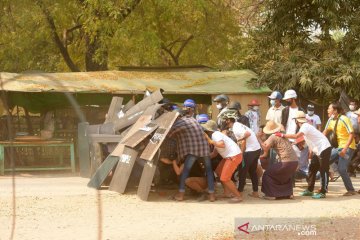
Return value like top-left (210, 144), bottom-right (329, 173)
top-left (257, 121), bottom-right (298, 200)
top-left (202, 120), bottom-right (243, 203)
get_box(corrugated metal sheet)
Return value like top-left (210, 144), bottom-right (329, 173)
top-left (0, 70), bottom-right (270, 94)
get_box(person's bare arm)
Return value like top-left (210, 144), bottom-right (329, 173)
top-left (283, 132), bottom-right (304, 139)
top-left (160, 158), bottom-right (172, 165)
top-left (210, 148), bottom-right (219, 159)
top-left (172, 161), bottom-right (184, 176)
top-left (257, 134), bottom-right (270, 153)
top-left (204, 133), bottom-right (225, 148)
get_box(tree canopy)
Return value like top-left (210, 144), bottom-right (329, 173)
top-left (1, 0), bottom-right (360, 102)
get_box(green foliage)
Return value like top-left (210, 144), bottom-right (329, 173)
top-left (0, 0), bottom-right (242, 72)
top-left (246, 0), bottom-right (360, 103)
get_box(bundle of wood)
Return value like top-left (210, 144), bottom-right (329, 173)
top-left (78, 90), bottom-right (178, 200)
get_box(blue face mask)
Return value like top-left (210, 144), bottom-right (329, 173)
top-left (270, 100), bottom-right (276, 106)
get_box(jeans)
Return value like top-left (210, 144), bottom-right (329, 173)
top-left (330, 148), bottom-right (355, 191)
top-left (179, 154), bottom-right (215, 193)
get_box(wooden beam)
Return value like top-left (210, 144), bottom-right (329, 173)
top-left (137, 151), bottom-right (160, 201)
top-left (78, 122), bottom-right (91, 177)
top-left (122, 122), bottom-right (158, 148)
top-left (140, 112), bottom-right (178, 161)
top-left (89, 134), bottom-right (123, 143)
top-left (108, 147), bottom-right (138, 193)
top-left (87, 103), bottom-right (159, 189)
top-left (104, 97), bottom-right (123, 123)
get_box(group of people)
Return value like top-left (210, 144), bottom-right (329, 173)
top-left (157, 90), bottom-right (360, 202)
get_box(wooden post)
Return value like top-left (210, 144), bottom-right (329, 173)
top-left (108, 147), bottom-right (138, 193)
top-left (137, 151), bottom-right (160, 201)
top-left (78, 122), bottom-right (91, 177)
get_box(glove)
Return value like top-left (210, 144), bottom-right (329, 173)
top-left (274, 132), bottom-right (284, 138)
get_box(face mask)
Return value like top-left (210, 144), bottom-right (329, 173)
top-left (349, 105), bottom-right (356, 111)
top-left (307, 111), bottom-right (314, 116)
top-left (253, 106), bottom-right (259, 111)
top-left (285, 100), bottom-right (292, 106)
top-left (270, 100), bottom-right (276, 106)
top-left (216, 103), bottom-right (222, 110)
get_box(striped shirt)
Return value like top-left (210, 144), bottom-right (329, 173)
top-left (325, 115), bottom-right (356, 149)
top-left (168, 116), bottom-right (210, 161)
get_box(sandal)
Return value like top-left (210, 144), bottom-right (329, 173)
top-left (173, 192), bottom-right (185, 201)
top-left (330, 176), bottom-right (340, 182)
top-left (228, 197), bottom-right (243, 203)
top-left (248, 193), bottom-right (260, 198)
top-left (262, 195), bottom-right (276, 200)
top-left (216, 193), bottom-right (233, 199)
top-left (343, 191), bottom-right (357, 196)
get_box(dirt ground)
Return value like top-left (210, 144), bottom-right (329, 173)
top-left (1, 173), bottom-right (360, 240)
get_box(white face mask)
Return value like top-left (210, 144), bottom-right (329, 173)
top-left (307, 111), bottom-right (314, 116)
top-left (216, 103), bottom-right (222, 110)
top-left (270, 100), bottom-right (276, 106)
top-left (253, 106), bottom-right (259, 111)
top-left (349, 105), bottom-right (356, 111)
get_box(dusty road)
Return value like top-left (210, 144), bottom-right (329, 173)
top-left (1, 173), bottom-right (360, 240)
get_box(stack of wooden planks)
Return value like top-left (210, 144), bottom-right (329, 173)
top-left (81, 90), bottom-right (179, 201)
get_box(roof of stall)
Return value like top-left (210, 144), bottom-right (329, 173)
top-left (0, 69), bottom-right (270, 94)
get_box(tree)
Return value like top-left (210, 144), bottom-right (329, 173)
top-left (245, 0), bottom-right (360, 103)
top-left (0, 0), bottom-right (243, 72)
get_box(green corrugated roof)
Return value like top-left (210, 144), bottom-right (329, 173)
top-left (0, 70), bottom-right (270, 94)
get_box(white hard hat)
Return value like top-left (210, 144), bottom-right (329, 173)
top-left (283, 89), bottom-right (297, 100)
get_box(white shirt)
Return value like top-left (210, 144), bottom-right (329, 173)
top-left (232, 122), bottom-right (261, 152)
top-left (299, 123), bottom-right (331, 156)
top-left (346, 111), bottom-right (359, 133)
top-left (286, 107), bottom-right (298, 139)
top-left (266, 105), bottom-right (284, 124)
top-left (245, 110), bottom-right (260, 134)
top-left (306, 114), bottom-right (321, 128)
top-left (211, 131), bottom-right (241, 158)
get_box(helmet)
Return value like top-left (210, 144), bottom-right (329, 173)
top-left (248, 99), bottom-right (260, 106)
top-left (197, 114), bottom-right (209, 124)
top-left (307, 104), bottom-right (315, 111)
top-left (283, 89), bottom-right (297, 100)
top-left (183, 99), bottom-right (196, 108)
top-left (213, 94), bottom-right (229, 103)
top-left (222, 110), bottom-right (239, 120)
top-left (228, 101), bottom-right (241, 110)
top-left (268, 91), bottom-right (282, 100)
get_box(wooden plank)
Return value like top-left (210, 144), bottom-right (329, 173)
top-left (87, 105), bottom-right (159, 189)
top-left (87, 124), bottom-right (101, 134)
top-left (78, 122), bottom-right (91, 177)
top-left (140, 111), bottom-right (178, 161)
top-left (87, 155), bottom-right (120, 189)
top-left (104, 97), bottom-right (123, 123)
top-left (123, 122), bottom-right (158, 148)
top-left (137, 151), bottom-right (160, 201)
top-left (113, 90), bottom-right (163, 132)
top-left (89, 134), bottom-right (123, 143)
top-left (122, 99), bottom-right (135, 113)
top-left (108, 147), bottom-right (138, 193)
top-left (89, 143), bottom-right (103, 176)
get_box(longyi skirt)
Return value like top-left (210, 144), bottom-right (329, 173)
top-left (261, 161), bottom-right (298, 198)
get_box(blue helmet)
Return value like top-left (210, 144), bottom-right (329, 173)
top-left (268, 91), bottom-right (282, 100)
top-left (197, 114), bottom-right (209, 124)
top-left (183, 99), bottom-right (196, 108)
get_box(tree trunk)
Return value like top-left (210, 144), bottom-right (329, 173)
top-left (85, 34), bottom-right (108, 71)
